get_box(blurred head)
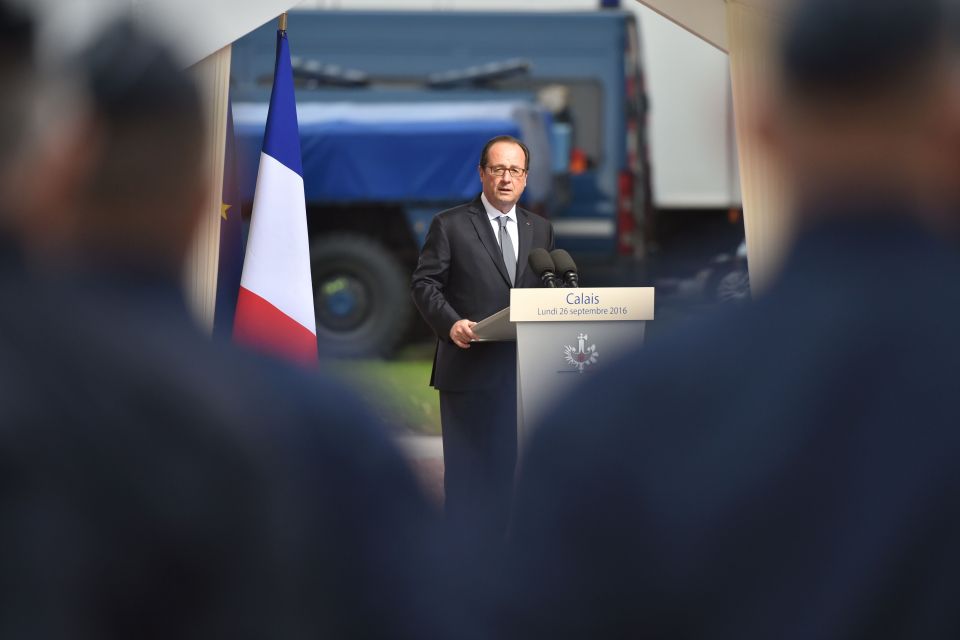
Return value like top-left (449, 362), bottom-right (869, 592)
top-left (0, 1), bottom-right (91, 248)
top-left (0, 2), bottom-right (33, 183)
top-left (69, 19), bottom-right (208, 275)
top-left (761, 0), bottom-right (960, 220)
top-left (478, 136), bottom-right (529, 213)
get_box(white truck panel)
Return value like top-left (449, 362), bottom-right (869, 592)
top-left (631, 4), bottom-right (740, 209)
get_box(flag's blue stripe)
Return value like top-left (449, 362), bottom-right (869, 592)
top-left (262, 30), bottom-right (303, 177)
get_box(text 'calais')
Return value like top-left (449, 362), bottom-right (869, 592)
top-left (566, 292), bottom-right (599, 305)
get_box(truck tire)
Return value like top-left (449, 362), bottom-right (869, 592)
top-left (310, 234), bottom-right (412, 358)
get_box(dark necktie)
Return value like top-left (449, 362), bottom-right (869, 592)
top-left (497, 215), bottom-right (516, 286)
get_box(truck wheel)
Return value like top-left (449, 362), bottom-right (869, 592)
top-left (310, 234), bottom-right (411, 358)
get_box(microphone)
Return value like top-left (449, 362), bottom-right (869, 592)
top-left (550, 249), bottom-right (579, 288)
top-left (528, 248), bottom-right (560, 288)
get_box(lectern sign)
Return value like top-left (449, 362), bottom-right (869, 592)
top-left (506, 286), bottom-right (654, 441)
top-left (510, 287), bottom-right (655, 323)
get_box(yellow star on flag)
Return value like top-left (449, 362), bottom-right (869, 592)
top-left (221, 202), bottom-right (232, 221)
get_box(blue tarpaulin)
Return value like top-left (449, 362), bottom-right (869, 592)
top-left (233, 101), bottom-right (551, 204)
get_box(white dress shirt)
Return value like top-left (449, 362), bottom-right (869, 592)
top-left (481, 193), bottom-right (519, 270)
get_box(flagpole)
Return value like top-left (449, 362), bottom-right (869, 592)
top-left (279, 12), bottom-right (288, 33)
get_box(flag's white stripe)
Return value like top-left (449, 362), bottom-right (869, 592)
top-left (240, 152), bottom-right (317, 335)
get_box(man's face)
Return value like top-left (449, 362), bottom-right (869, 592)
top-left (479, 141), bottom-right (527, 212)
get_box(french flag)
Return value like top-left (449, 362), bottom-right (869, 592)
top-left (233, 25), bottom-right (317, 365)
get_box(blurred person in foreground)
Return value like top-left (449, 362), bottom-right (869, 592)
top-left (0, 12), bottom-right (457, 640)
top-left (0, 2), bottom-right (80, 264)
top-left (498, 0), bottom-right (960, 638)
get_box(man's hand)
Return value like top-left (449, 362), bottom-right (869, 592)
top-left (450, 319), bottom-right (478, 349)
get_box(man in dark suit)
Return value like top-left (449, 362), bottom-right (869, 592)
top-left (412, 135), bottom-right (554, 547)
top-left (498, 0), bottom-right (960, 638)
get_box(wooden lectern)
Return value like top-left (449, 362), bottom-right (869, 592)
top-left (472, 287), bottom-right (655, 441)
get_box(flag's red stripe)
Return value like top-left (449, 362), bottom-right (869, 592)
top-left (234, 287), bottom-right (317, 366)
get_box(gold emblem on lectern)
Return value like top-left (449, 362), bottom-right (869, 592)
top-left (563, 333), bottom-right (599, 373)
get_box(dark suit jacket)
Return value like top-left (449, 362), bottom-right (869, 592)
top-left (411, 195), bottom-right (554, 391)
top-left (499, 208), bottom-right (960, 639)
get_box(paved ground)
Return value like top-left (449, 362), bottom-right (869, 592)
top-left (397, 435), bottom-right (445, 507)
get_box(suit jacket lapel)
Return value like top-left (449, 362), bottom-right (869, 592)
top-left (468, 199), bottom-right (512, 287)
top-left (515, 208), bottom-right (533, 282)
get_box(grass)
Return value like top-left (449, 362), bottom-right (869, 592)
top-left (324, 351), bottom-right (440, 436)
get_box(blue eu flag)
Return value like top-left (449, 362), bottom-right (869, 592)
top-left (214, 100), bottom-right (245, 337)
